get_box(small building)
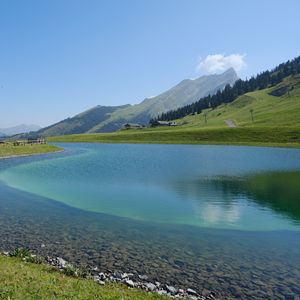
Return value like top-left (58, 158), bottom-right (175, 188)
top-left (27, 137), bottom-right (46, 144)
top-left (122, 123), bottom-right (143, 129)
top-left (151, 120), bottom-right (177, 127)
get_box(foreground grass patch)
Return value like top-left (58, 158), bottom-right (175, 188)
top-left (0, 143), bottom-right (61, 158)
top-left (0, 256), bottom-right (166, 300)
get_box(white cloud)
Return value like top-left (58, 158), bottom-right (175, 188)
top-left (196, 54), bottom-right (246, 74)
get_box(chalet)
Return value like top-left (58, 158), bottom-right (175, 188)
top-left (27, 137), bottom-right (46, 144)
top-left (122, 123), bottom-right (143, 129)
top-left (151, 120), bottom-right (177, 127)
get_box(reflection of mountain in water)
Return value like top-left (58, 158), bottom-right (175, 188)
top-left (172, 172), bottom-right (300, 224)
top-left (239, 172), bottom-right (300, 223)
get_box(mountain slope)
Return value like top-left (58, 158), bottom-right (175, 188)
top-left (175, 73), bottom-right (300, 128)
top-left (88, 68), bottom-right (238, 132)
top-left (38, 105), bottom-right (130, 136)
top-left (39, 69), bottom-right (237, 136)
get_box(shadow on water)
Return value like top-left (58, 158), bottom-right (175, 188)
top-left (0, 182), bottom-right (300, 299)
top-left (173, 171), bottom-right (300, 224)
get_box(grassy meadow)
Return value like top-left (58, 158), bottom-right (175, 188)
top-left (0, 256), bottom-right (166, 300)
top-left (176, 74), bottom-right (300, 128)
top-left (48, 126), bottom-right (300, 147)
top-left (0, 143), bottom-right (62, 158)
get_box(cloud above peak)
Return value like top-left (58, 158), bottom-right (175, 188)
top-left (196, 54), bottom-right (246, 74)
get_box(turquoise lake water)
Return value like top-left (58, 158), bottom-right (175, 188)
top-left (1, 143), bottom-right (300, 230)
top-left (0, 143), bottom-right (300, 299)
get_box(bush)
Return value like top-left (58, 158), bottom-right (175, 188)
top-left (9, 248), bottom-right (31, 258)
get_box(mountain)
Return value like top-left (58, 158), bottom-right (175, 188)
top-left (0, 124), bottom-right (41, 136)
top-left (87, 68), bottom-right (238, 133)
top-left (40, 69), bottom-right (238, 136)
top-left (173, 73), bottom-right (300, 128)
top-left (155, 55), bottom-right (300, 122)
top-left (38, 105), bottom-right (130, 137)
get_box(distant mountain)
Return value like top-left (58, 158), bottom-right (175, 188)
top-left (40, 68), bottom-right (238, 136)
top-left (88, 68), bottom-right (238, 133)
top-left (38, 105), bottom-right (130, 136)
top-left (0, 124), bottom-right (41, 136)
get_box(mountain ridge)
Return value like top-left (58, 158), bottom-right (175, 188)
top-left (37, 68), bottom-right (237, 136)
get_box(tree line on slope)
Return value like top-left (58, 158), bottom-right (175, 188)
top-left (150, 55), bottom-right (300, 123)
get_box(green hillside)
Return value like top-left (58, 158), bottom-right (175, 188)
top-left (38, 105), bottom-right (130, 136)
top-left (50, 74), bottom-right (300, 147)
top-left (176, 74), bottom-right (300, 128)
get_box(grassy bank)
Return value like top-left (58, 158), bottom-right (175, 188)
top-left (0, 143), bottom-right (62, 158)
top-left (49, 126), bottom-right (300, 148)
top-left (0, 256), bottom-right (165, 300)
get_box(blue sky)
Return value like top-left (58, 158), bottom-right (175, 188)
top-left (0, 0), bottom-right (299, 127)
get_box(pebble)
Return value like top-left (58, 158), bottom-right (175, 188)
top-left (187, 288), bottom-right (198, 296)
top-left (166, 285), bottom-right (177, 295)
top-left (146, 282), bottom-right (157, 291)
top-left (125, 279), bottom-right (135, 288)
top-left (56, 257), bottom-right (67, 268)
top-left (138, 274), bottom-right (148, 280)
top-left (98, 272), bottom-right (106, 280)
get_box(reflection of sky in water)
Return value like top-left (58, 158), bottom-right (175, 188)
top-left (0, 143), bottom-right (300, 231)
top-left (198, 203), bottom-right (241, 225)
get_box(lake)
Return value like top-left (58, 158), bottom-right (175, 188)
top-left (0, 143), bottom-right (300, 299)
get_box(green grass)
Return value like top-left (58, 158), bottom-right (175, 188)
top-left (49, 75), bottom-right (300, 148)
top-left (0, 143), bottom-right (62, 158)
top-left (48, 126), bottom-right (300, 148)
top-left (0, 256), bottom-right (166, 300)
top-left (177, 74), bottom-right (300, 128)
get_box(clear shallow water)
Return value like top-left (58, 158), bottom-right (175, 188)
top-left (1, 143), bottom-right (300, 230)
top-left (0, 143), bottom-right (300, 299)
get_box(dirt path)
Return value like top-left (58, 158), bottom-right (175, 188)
top-left (225, 119), bottom-right (237, 128)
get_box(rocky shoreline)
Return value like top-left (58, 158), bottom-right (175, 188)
top-left (1, 249), bottom-right (215, 300)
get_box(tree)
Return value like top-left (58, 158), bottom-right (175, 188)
top-left (250, 109), bottom-right (254, 122)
